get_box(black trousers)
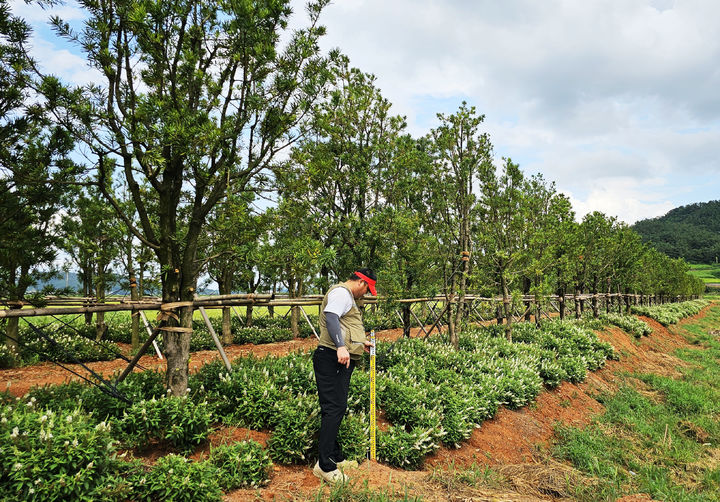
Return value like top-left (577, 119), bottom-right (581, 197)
top-left (313, 346), bottom-right (355, 472)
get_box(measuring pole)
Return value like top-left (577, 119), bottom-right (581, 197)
top-left (369, 329), bottom-right (377, 461)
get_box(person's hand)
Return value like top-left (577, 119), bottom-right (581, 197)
top-left (363, 340), bottom-right (374, 353)
top-left (337, 346), bottom-right (351, 368)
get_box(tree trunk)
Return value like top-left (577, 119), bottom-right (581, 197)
top-left (289, 277), bottom-right (302, 338)
top-left (4, 317), bottom-right (20, 367)
top-left (220, 307), bottom-right (231, 344)
top-left (574, 288), bottom-right (581, 319)
top-left (592, 290), bottom-right (599, 319)
top-left (215, 271), bottom-right (233, 344)
top-left (130, 276), bottom-right (140, 350)
top-left (402, 304), bottom-right (411, 337)
top-left (496, 304), bottom-right (504, 325)
top-left (245, 305), bottom-right (254, 327)
top-left (447, 271), bottom-right (458, 349)
top-left (95, 263), bottom-right (107, 341)
top-left (83, 266), bottom-right (93, 325)
top-left (559, 290), bottom-right (566, 320)
top-left (163, 304), bottom-right (192, 396)
top-left (158, 254), bottom-right (194, 396)
top-left (501, 275), bottom-right (513, 341)
top-left (522, 277), bottom-right (532, 322)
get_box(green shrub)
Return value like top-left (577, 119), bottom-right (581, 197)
top-left (337, 412), bottom-right (369, 463)
top-left (0, 344), bottom-right (21, 369)
top-left (116, 396), bottom-right (212, 452)
top-left (133, 454), bottom-right (222, 502)
top-left (267, 395), bottom-right (320, 464)
top-left (631, 299), bottom-right (709, 326)
top-left (211, 369), bottom-right (286, 427)
top-left (19, 324), bottom-right (116, 364)
top-left (26, 370), bottom-right (166, 420)
top-left (208, 440), bottom-right (272, 490)
top-left (438, 386), bottom-right (474, 447)
top-left (600, 313), bottom-right (652, 338)
top-left (377, 425), bottom-right (438, 469)
top-left (233, 326), bottom-right (293, 345)
top-left (0, 401), bottom-right (126, 500)
top-left (362, 310), bottom-right (399, 332)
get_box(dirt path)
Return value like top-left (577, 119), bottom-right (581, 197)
top-left (2, 310), bottom-right (713, 501)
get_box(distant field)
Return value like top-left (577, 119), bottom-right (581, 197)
top-left (689, 263), bottom-right (720, 284)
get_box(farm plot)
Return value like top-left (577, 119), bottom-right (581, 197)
top-left (0, 300), bottom-right (710, 500)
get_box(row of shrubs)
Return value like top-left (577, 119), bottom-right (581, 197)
top-left (0, 394), bottom-right (270, 501)
top-left (631, 299), bottom-right (709, 326)
top-left (597, 313), bottom-right (653, 338)
top-left (1, 300), bottom-right (708, 499)
top-left (2, 314), bottom-right (622, 499)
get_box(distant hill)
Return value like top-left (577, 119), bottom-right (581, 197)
top-left (31, 272), bottom-right (218, 296)
top-left (632, 200), bottom-right (720, 264)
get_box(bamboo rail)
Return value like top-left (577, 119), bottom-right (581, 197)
top-left (0, 292), bottom-right (694, 320)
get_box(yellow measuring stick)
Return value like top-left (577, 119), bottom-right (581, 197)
top-left (369, 329), bottom-right (377, 461)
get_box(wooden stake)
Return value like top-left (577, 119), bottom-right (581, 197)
top-left (139, 311), bottom-right (163, 359)
top-left (197, 305), bottom-right (232, 372)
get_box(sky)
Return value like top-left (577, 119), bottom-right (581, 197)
top-left (10, 0), bottom-right (720, 225)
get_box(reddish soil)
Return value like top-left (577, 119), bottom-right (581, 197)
top-left (1, 310), bottom-right (714, 501)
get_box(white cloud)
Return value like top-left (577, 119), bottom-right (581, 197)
top-left (11, 0), bottom-right (720, 224)
top-left (29, 38), bottom-right (102, 86)
top-left (9, 0), bottom-right (86, 24)
top-left (306, 0), bottom-right (720, 222)
top-left (565, 178), bottom-right (676, 224)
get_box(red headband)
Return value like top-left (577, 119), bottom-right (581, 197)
top-left (354, 271), bottom-right (377, 296)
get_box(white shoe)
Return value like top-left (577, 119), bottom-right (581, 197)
top-left (336, 459), bottom-right (358, 470)
top-left (313, 461), bottom-right (349, 483)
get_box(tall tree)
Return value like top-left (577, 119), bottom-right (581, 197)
top-left (263, 196), bottom-right (334, 336)
top-left (43, 0), bottom-right (337, 394)
top-left (475, 158), bottom-right (529, 340)
top-left (1, 2), bottom-right (77, 363)
top-left (370, 135), bottom-right (440, 335)
top-left (202, 193), bottom-right (268, 341)
top-left (428, 102), bottom-right (493, 347)
top-left (60, 185), bottom-right (124, 338)
top-left (285, 58), bottom-right (405, 280)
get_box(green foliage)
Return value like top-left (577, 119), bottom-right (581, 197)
top-left (115, 397), bottom-right (212, 453)
top-left (0, 401), bottom-right (126, 501)
top-left (599, 313), bottom-right (652, 338)
top-left (631, 299), bottom-right (709, 326)
top-left (207, 440), bottom-right (272, 490)
top-left (554, 305), bottom-right (720, 500)
top-left (0, 344), bottom-right (22, 369)
top-left (337, 412), bottom-right (370, 463)
top-left (26, 370), bottom-right (166, 420)
top-left (133, 454), bottom-right (222, 502)
top-left (377, 426), bottom-right (438, 469)
top-left (266, 394), bottom-right (320, 464)
top-left (689, 263), bottom-right (720, 283)
top-left (15, 322), bottom-right (117, 364)
top-left (362, 310), bottom-right (401, 332)
top-left (632, 200), bottom-right (720, 264)
top-left (9, 315), bottom-right (618, 477)
top-left (233, 326), bottom-right (293, 345)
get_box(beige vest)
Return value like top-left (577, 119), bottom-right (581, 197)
top-left (318, 284), bottom-right (366, 360)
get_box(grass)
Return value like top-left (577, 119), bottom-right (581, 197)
top-left (313, 480), bottom-right (422, 501)
top-left (689, 263), bottom-right (720, 284)
top-left (552, 303), bottom-right (720, 501)
top-left (13, 304), bottom-right (296, 326)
